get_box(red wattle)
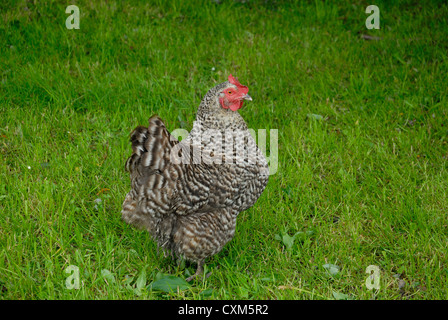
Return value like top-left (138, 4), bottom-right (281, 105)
top-left (229, 102), bottom-right (242, 111)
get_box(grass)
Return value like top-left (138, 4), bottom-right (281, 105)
top-left (1, 0), bottom-right (447, 300)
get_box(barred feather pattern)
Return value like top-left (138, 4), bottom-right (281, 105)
top-left (121, 80), bottom-right (269, 268)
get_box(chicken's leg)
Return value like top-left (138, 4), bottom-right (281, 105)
top-left (186, 260), bottom-right (204, 282)
top-left (186, 261), bottom-right (212, 282)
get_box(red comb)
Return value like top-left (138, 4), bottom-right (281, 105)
top-left (228, 74), bottom-right (242, 86)
top-left (228, 74), bottom-right (249, 93)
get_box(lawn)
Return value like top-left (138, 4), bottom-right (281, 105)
top-left (0, 0), bottom-right (447, 300)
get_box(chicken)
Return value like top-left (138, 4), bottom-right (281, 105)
top-left (121, 74), bottom-right (269, 281)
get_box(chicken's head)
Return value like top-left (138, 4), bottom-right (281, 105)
top-left (218, 74), bottom-right (252, 112)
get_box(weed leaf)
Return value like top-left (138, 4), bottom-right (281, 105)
top-left (307, 113), bottom-right (324, 120)
top-left (148, 275), bottom-right (191, 292)
top-left (101, 269), bottom-right (116, 284)
top-left (323, 263), bottom-right (340, 276)
top-left (136, 268), bottom-right (147, 290)
top-left (332, 291), bottom-right (350, 300)
top-left (199, 288), bottom-right (215, 298)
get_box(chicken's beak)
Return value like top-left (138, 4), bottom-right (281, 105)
top-left (241, 94), bottom-right (252, 101)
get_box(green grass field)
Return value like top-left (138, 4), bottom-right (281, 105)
top-left (1, 0), bottom-right (447, 300)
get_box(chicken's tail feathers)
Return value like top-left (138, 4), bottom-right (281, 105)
top-left (125, 115), bottom-right (177, 173)
top-left (125, 125), bottom-right (148, 172)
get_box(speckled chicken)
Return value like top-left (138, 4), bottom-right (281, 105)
top-left (122, 75), bottom-right (269, 281)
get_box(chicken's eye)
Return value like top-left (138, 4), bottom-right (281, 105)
top-left (227, 90), bottom-right (233, 94)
